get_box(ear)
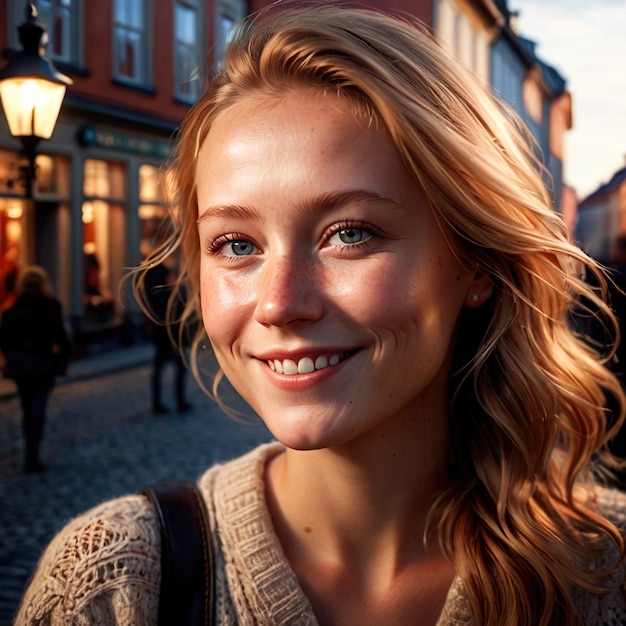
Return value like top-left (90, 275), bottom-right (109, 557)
top-left (464, 271), bottom-right (494, 308)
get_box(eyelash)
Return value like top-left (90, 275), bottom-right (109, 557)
top-left (325, 220), bottom-right (382, 247)
top-left (205, 232), bottom-right (254, 255)
top-left (205, 220), bottom-right (382, 257)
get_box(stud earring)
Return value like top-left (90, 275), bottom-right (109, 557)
top-left (472, 293), bottom-right (479, 303)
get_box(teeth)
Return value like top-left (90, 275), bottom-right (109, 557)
top-left (314, 355), bottom-right (327, 369)
top-left (268, 353), bottom-right (344, 375)
top-left (298, 357), bottom-right (315, 374)
top-left (283, 359), bottom-right (297, 375)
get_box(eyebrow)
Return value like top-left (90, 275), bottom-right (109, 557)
top-left (197, 189), bottom-right (407, 225)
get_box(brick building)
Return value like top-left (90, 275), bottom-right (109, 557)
top-left (0, 0), bottom-right (570, 352)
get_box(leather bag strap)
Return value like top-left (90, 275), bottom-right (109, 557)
top-left (140, 482), bottom-right (215, 626)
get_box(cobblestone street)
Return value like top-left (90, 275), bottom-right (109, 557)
top-left (0, 353), bottom-right (272, 625)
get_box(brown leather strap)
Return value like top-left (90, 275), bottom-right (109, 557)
top-left (140, 482), bottom-right (215, 626)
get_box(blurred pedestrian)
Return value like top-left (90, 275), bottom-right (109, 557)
top-left (144, 261), bottom-right (192, 413)
top-left (0, 266), bottom-right (71, 473)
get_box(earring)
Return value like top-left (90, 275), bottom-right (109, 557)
top-left (472, 293), bottom-right (479, 303)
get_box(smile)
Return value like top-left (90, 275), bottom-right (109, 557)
top-left (267, 353), bottom-right (349, 375)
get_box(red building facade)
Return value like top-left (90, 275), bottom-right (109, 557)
top-left (0, 0), bottom-right (568, 352)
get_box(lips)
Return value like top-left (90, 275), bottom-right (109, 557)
top-left (267, 352), bottom-right (347, 375)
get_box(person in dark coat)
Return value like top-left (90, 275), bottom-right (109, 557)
top-left (0, 266), bottom-right (71, 472)
top-left (144, 262), bottom-right (192, 414)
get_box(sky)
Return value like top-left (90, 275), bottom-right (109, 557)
top-left (511, 0), bottom-right (626, 200)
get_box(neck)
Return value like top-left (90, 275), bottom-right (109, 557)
top-left (266, 408), bottom-right (450, 577)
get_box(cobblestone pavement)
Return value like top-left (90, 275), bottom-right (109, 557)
top-left (0, 359), bottom-right (272, 625)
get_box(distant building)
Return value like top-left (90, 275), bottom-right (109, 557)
top-left (491, 0), bottom-right (572, 216)
top-left (575, 163), bottom-right (626, 262)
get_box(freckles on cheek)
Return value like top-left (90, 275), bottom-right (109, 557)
top-left (200, 273), bottom-right (252, 334)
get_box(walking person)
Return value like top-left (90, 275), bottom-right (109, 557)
top-left (15, 4), bottom-right (626, 624)
top-left (144, 260), bottom-right (192, 413)
top-left (0, 266), bottom-right (71, 473)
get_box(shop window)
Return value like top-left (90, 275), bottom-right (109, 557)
top-left (113, 0), bottom-right (152, 86)
top-left (0, 150), bottom-right (70, 311)
top-left (82, 159), bottom-right (126, 324)
top-left (0, 150), bottom-right (69, 198)
top-left (138, 164), bottom-right (169, 260)
top-left (174, 0), bottom-right (202, 103)
top-left (214, 0), bottom-right (246, 70)
top-left (0, 149), bottom-right (25, 196)
top-left (0, 198), bottom-right (24, 311)
top-left (34, 154), bottom-right (70, 197)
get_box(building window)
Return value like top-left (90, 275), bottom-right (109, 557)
top-left (82, 159), bottom-right (126, 323)
top-left (174, 0), bottom-right (202, 102)
top-left (0, 197), bottom-right (23, 311)
top-left (9, 0), bottom-right (81, 65)
top-left (36, 0), bottom-right (77, 63)
top-left (523, 74), bottom-right (543, 124)
top-left (0, 150), bottom-right (70, 310)
top-left (138, 164), bottom-right (169, 259)
top-left (214, 0), bottom-right (246, 70)
top-left (113, 0), bottom-right (151, 86)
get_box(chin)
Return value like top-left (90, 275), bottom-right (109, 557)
top-left (264, 418), bottom-right (361, 452)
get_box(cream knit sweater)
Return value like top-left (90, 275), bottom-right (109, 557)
top-left (15, 443), bottom-right (626, 625)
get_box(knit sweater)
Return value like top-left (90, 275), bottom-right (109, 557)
top-left (15, 442), bottom-right (626, 625)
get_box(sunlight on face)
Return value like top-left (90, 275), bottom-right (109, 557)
top-left (196, 89), bottom-right (476, 451)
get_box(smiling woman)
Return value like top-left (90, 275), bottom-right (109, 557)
top-left (15, 3), bottom-right (626, 626)
top-left (194, 89), bottom-right (483, 452)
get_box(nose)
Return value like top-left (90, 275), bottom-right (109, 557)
top-left (254, 254), bottom-right (324, 327)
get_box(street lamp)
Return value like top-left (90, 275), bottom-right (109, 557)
top-left (0, 3), bottom-right (72, 199)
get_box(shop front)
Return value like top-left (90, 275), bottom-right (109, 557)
top-left (0, 114), bottom-right (173, 355)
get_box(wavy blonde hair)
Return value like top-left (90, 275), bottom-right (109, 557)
top-left (133, 3), bottom-right (625, 623)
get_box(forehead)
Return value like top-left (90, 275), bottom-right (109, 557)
top-left (202, 88), bottom-right (384, 150)
top-left (196, 89), bottom-right (405, 195)
top-left (196, 89), bottom-right (417, 208)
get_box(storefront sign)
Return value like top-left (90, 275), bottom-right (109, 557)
top-left (77, 125), bottom-right (172, 158)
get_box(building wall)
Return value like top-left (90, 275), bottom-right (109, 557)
top-left (576, 170), bottom-right (626, 262)
top-left (435, 0), bottom-right (495, 82)
top-left (491, 35), bottom-right (526, 117)
top-left (249, 0), bottom-right (433, 22)
top-left (0, 0), bottom-right (197, 353)
top-left (0, 0), bottom-right (574, 351)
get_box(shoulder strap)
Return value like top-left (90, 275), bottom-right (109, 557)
top-left (140, 482), bottom-right (215, 626)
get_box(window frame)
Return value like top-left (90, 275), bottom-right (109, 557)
top-left (8, 0), bottom-right (83, 67)
top-left (112, 0), bottom-right (153, 88)
top-left (173, 0), bottom-right (203, 103)
top-left (214, 0), bottom-right (246, 71)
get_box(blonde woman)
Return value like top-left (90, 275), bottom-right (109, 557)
top-left (17, 4), bottom-right (626, 624)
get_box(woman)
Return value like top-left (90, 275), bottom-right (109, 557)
top-left (0, 266), bottom-right (71, 473)
top-left (16, 4), bottom-right (626, 624)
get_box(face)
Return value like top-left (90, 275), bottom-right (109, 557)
top-left (196, 89), bottom-right (480, 451)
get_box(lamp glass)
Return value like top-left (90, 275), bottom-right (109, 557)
top-left (0, 76), bottom-right (66, 139)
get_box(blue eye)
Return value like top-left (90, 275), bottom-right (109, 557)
top-left (223, 240), bottom-right (258, 256)
top-left (329, 227), bottom-right (371, 245)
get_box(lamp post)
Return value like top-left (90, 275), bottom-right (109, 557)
top-left (0, 3), bottom-right (72, 199)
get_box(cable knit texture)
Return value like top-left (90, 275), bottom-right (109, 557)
top-left (15, 443), bottom-right (626, 625)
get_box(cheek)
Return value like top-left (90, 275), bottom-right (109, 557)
top-left (199, 269), bottom-right (253, 342)
top-left (351, 261), bottom-right (470, 348)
